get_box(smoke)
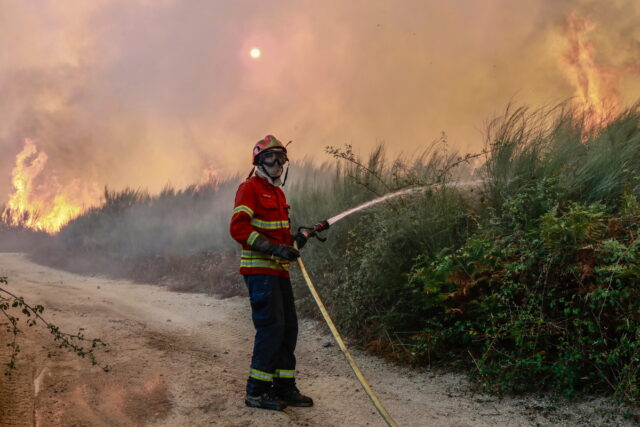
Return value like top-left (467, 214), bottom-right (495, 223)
top-left (1, 0), bottom-right (639, 205)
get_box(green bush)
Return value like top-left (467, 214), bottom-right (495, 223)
top-left (408, 187), bottom-right (640, 403)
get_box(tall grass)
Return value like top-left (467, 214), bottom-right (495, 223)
top-left (0, 222), bottom-right (50, 252)
top-left (483, 103), bottom-right (640, 214)
top-left (58, 178), bottom-right (241, 257)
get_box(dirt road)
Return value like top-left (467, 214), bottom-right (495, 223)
top-left (0, 253), bottom-right (631, 426)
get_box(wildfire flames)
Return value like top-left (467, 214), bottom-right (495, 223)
top-left (1, 139), bottom-right (100, 234)
top-left (562, 12), bottom-right (624, 132)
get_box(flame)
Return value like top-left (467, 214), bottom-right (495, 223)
top-left (562, 12), bottom-right (621, 132)
top-left (1, 139), bottom-right (100, 233)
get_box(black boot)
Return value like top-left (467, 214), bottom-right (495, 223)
top-left (274, 383), bottom-right (314, 407)
top-left (245, 390), bottom-right (288, 411)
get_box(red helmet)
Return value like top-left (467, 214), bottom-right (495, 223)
top-left (252, 135), bottom-right (288, 165)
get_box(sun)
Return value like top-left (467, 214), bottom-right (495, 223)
top-left (249, 47), bottom-right (261, 59)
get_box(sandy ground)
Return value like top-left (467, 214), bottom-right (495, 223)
top-left (0, 253), bottom-right (635, 427)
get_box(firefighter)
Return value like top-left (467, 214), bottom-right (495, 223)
top-left (230, 135), bottom-right (313, 411)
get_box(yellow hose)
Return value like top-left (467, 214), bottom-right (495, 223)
top-left (295, 250), bottom-right (399, 427)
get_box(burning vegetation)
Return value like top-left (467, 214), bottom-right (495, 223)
top-left (1, 139), bottom-right (100, 234)
top-left (562, 12), bottom-right (640, 133)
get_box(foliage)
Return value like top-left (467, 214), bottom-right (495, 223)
top-left (0, 276), bottom-right (109, 374)
top-left (409, 195), bottom-right (640, 403)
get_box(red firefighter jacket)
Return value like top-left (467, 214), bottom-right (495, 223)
top-left (230, 175), bottom-right (292, 277)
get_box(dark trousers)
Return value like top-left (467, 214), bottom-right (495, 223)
top-left (244, 274), bottom-right (298, 395)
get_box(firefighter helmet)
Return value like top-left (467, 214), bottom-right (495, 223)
top-left (252, 135), bottom-right (288, 165)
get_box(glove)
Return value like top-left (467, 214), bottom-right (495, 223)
top-left (251, 234), bottom-right (300, 261)
top-left (272, 244), bottom-right (300, 261)
top-left (292, 231), bottom-right (308, 249)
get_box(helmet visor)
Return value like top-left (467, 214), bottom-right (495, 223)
top-left (259, 149), bottom-right (288, 166)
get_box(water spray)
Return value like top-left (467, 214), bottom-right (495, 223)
top-left (299, 186), bottom-right (426, 242)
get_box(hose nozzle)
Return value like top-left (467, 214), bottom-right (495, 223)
top-left (314, 220), bottom-right (330, 233)
top-left (299, 219), bottom-right (330, 242)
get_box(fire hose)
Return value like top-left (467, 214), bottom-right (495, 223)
top-left (296, 221), bottom-right (399, 427)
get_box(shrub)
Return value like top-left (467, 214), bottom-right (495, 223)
top-left (408, 183), bottom-right (640, 404)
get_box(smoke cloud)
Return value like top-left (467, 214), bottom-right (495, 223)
top-left (1, 0), bottom-right (639, 204)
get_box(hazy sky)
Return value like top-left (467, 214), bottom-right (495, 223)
top-left (1, 0), bottom-right (639, 204)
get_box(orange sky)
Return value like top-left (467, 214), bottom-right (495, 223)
top-left (1, 0), bottom-right (639, 205)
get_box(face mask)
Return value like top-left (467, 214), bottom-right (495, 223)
top-left (263, 162), bottom-right (283, 178)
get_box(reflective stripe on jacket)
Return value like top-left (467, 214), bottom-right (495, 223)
top-left (229, 176), bottom-right (292, 277)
